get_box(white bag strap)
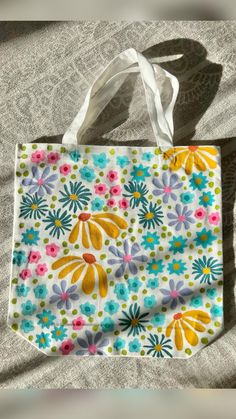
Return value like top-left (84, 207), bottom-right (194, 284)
top-left (62, 48), bottom-right (180, 147)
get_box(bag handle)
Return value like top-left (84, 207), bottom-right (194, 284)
top-left (62, 48), bottom-right (180, 147)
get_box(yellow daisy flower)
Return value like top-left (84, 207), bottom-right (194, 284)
top-left (163, 146), bottom-right (218, 174)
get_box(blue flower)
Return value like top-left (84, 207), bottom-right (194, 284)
top-left (152, 173), bottom-right (183, 204)
top-left (91, 197), bottom-right (104, 211)
top-left (141, 232), bottom-right (160, 250)
top-left (76, 331), bottom-right (109, 356)
top-left (180, 191), bottom-right (194, 204)
top-left (101, 317), bottom-right (115, 333)
top-left (144, 334), bottom-right (173, 358)
top-left (190, 173), bottom-right (207, 191)
top-left (92, 153), bottom-right (110, 169)
top-left (144, 295), bottom-right (156, 309)
top-left (167, 259), bottom-right (187, 276)
top-left (123, 181), bottom-right (148, 208)
top-left (150, 313), bottom-right (166, 326)
top-left (114, 337), bottom-right (126, 351)
top-left (129, 338), bottom-right (141, 353)
top-left (80, 302), bottom-right (96, 317)
top-left (22, 166), bottom-right (58, 196)
top-left (35, 332), bottom-right (51, 349)
top-left (160, 279), bottom-right (193, 310)
top-left (169, 236), bottom-right (187, 254)
top-left (210, 304), bottom-right (223, 318)
top-left (199, 191), bottom-right (215, 208)
top-left (147, 278), bottom-right (159, 289)
top-left (138, 202), bottom-right (163, 229)
top-left (21, 300), bottom-right (37, 316)
top-left (20, 319), bottom-right (34, 333)
top-left (108, 240), bottom-right (148, 278)
top-left (167, 204), bottom-right (195, 231)
top-left (34, 284), bottom-right (48, 299)
top-left (79, 166), bottom-right (96, 182)
top-left (50, 280), bottom-right (79, 310)
top-left (59, 181), bottom-right (91, 213)
top-left (36, 309), bottom-right (56, 329)
top-left (21, 228), bottom-right (40, 245)
top-left (69, 150), bottom-right (81, 162)
top-left (43, 208), bottom-right (72, 239)
top-left (194, 228), bottom-right (217, 249)
top-left (119, 303), bottom-right (149, 336)
top-left (192, 256), bottom-right (223, 284)
top-left (19, 193), bottom-right (48, 220)
top-left (116, 156), bottom-right (130, 168)
top-left (146, 259), bottom-right (164, 276)
top-left (206, 288), bottom-right (217, 300)
top-left (190, 295), bottom-right (203, 308)
top-left (142, 152), bottom-right (154, 162)
top-left (114, 283), bottom-right (129, 301)
top-left (51, 325), bottom-right (68, 341)
top-left (104, 300), bottom-right (120, 315)
top-left (13, 250), bottom-right (27, 266)
top-left (131, 164), bottom-right (151, 182)
top-left (127, 277), bottom-right (142, 293)
top-left (16, 284), bottom-right (30, 297)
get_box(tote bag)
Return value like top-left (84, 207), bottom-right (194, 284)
top-left (8, 48), bottom-right (223, 358)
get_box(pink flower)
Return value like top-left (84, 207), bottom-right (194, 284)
top-left (94, 183), bottom-right (107, 195)
top-left (208, 212), bottom-right (220, 225)
top-left (194, 207), bottom-right (206, 219)
top-left (28, 250), bottom-right (41, 263)
top-left (31, 150), bottom-right (45, 163)
top-left (110, 185), bottom-right (122, 196)
top-left (20, 268), bottom-right (32, 280)
top-left (72, 316), bottom-right (86, 331)
top-left (36, 263), bottom-right (48, 276)
top-left (118, 198), bottom-right (129, 210)
top-left (45, 243), bottom-right (60, 257)
top-left (60, 339), bottom-right (75, 355)
top-left (107, 198), bottom-right (116, 208)
top-left (47, 152), bottom-right (60, 164)
top-left (107, 170), bottom-right (118, 183)
top-left (59, 164), bottom-right (71, 176)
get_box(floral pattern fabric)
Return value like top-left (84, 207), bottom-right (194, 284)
top-left (8, 144), bottom-right (223, 358)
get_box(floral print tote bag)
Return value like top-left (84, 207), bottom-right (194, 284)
top-left (8, 49), bottom-right (223, 358)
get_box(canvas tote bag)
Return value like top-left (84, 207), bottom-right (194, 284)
top-left (8, 48), bottom-right (223, 358)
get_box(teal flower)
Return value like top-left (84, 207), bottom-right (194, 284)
top-left (190, 295), bottom-right (203, 308)
top-left (141, 232), bottom-right (160, 250)
top-left (80, 302), bottom-right (96, 317)
top-left (114, 337), bottom-right (126, 351)
top-left (92, 153), bottom-right (110, 169)
top-left (16, 284), bottom-right (30, 297)
top-left (21, 228), bottom-right (40, 245)
top-left (167, 259), bottom-right (187, 276)
top-left (210, 304), bottom-right (223, 318)
top-left (116, 156), bottom-right (130, 168)
top-left (101, 317), bottom-right (115, 333)
top-left (144, 295), bottom-right (156, 309)
top-left (114, 283), bottom-right (129, 301)
top-left (192, 255), bottom-right (223, 284)
top-left (206, 288), bottom-right (217, 300)
top-left (147, 278), bottom-right (159, 289)
top-left (194, 228), bottom-right (217, 249)
top-left (34, 284), bottom-right (48, 299)
top-left (147, 259), bottom-right (164, 276)
top-left (129, 338), bottom-right (141, 353)
top-left (123, 181), bottom-right (148, 208)
top-left (79, 166), bottom-right (96, 182)
top-left (13, 250), bottom-right (27, 267)
top-left (21, 300), bottom-right (37, 316)
top-left (19, 193), bottom-right (48, 220)
top-left (43, 208), bottom-right (72, 239)
top-left (131, 164), bottom-right (151, 182)
top-left (36, 309), bottom-right (56, 329)
top-left (190, 173), bottom-right (207, 191)
top-left (119, 303), bottom-right (149, 336)
top-left (180, 191), bottom-right (194, 204)
top-left (69, 150), bottom-right (81, 162)
top-left (138, 202), bottom-right (163, 228)
top-left (199, 191), bottom-right (215, 208)
top-left (91, 197), bottom-right (104, 211)
top-left (104, 300), bottom-right (120, 315)
top-left (144, 334), bottom-right (173, 358)
top-left (150, 313), bottom-right (166, 326)
top-left (142, 152), bottom-right (154, 162)
top-left (51, 325), bottom-right (68, 341)
top-left (36, 332), bottom-right (51, 349)
top-left (169, 236), bottom-right (187, 254)
top-left (20, 319), bottom-right (34, 333)
top-left (59, 181), bottom-right (91, 212)
top-left (128, 277), bottom-right (142, 293)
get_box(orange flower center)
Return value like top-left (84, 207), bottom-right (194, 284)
top-left (188, 146), bottom-right (199, 152)
top-left (82, 253), bottom-right (96, 264)
top-left (79, 213), bottom-right (91, 222)
top-left (173, 313), bottom-right (182, 320)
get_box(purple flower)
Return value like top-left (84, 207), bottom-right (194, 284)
top-left (108, 239), bottom-right (148, 278)
top-left (22, 166), bottom-right (58, 196)
top-left (167, 204), bottom-right (195, 231)
top-left (49, 280), bottom-right (79, 310)
top-left (160, 279), bottom-right (193, 309)
top-left (152, 173), bottom-right (183, 203)
top-left (76, 331), bottom-right (109, 356)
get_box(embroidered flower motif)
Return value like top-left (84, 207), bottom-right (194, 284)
top-left (47, 152), bottom-right (60, 164)
top-left (43, 209), bottom-right (72, 239)
top-left (21, 228), bottom-right (40, 245)
top-left (192, 255), bottom-right (223, 284)
top-left (19, 193), bottom-right (48, 220)
top-left (92, 153), bottom-right (110, 169)
top-left (21, 300), bottom-right (36, 316)
top-left (13, 250), bottom-right (27, 266)
top-left (110, 185), bottom-right (122, 196)
top-left (189, 173), bottom-right (208, 191)
top-left (169, 236), bottom-right (187, 254)
top-left (167, 204), bottom-right (195, 231)
top-left (36, 309), bottom-right (56, 329)
top-left (16, 284), bottom-right (30, 297)
top-left (45, 243), bottom-right (60, 257)
top-left (91, 197), bottom-right (104, 211)
top-left (107, 170), bottom-right (118, 182)
top-left (141, 232), bottom-right (160, 250)
top-left (31, 150), bottom-right (45, 163)
top-left (107, 198), bottom-right (116, 208)
top-left (118, 198), bottom-right (129, 209)
top-left (208, 212), bottom-right (220, 225)
top-left (160, 279), bottom-right (193, 309)
top-left (80, 302), bottom-right (96, 317)
top-left (163, 146), bottom-right (218, 174)
top-left (95, 183), bottom-right (107, 195)
top-left (28, 250), bottom-right (41, 263)
top-left (210, 304), bottom-right (223, 319)
top-left (60, 339), bottom-right (75, 355)
top-left (142, 152), bottom-right (154, 162)
top-left (190, 295), bottom-right (203, 308)
top-left (101, 317), bottom-right (115, 333)
top-left (127, 277), bottom-right (142, 293)
top-left (150, 313), bottom-right (166, 326)
top-left (49, 280), bottom-right (79, 309)
top-left (34, 284), bottom-right (48, 299)
top-left (123, 181), bottom-right (148, 208)
top-left (129, 338), bottom-right (141, 353)
top-left (119, 303), bottom-right (149, 337)
top-left (36, 263), bottom-right (48, 276)
top-left (20, 319), bottom-right (34, 333)
top-left (194, 207), bottom-right (206, 219)
top-left (138, 202), bottom-right (164, 228)
top-left (104, 300), bottom-right (120, 315)
top-left (114, 283), bottom-right (129, 301)
top-left (146, 259), bottom-right (164, 276)
top-left (144, 334), bottom-right (173, 358)
top-left (152, 173), bottom-right (183, 203)
top-left (51, 325), bottom-right (68, 342)
top-left (79, 167), bottom-right (96, 182)
top-left (147, 278), bottom-right (159, 290)
top-left (72, 316), bottom-right (86, 330)
top-left (108, 239), bottom-right (148, 278)
top-left (116, 156), bottom-right (130, 168)
top-left (69, 150), bottom-right (81, 162)
top-left (59, 164), bottom-right (71, 176)
top-left (76, 331), bottom-right (109, 356)
top-left (36, 332), bottom-right (51, 349)
top-left (59, 181), bottom-right (91, 212)
top-left (113, 337), bottom-right (126, 351)
top-left (199, 191), bottom-right (215, 207)
top-left (167, 259), bottom-right (187, 276)
top-left (131, 164), bottom-right (151, 182)
top-left (180, 191), bottom-right (194, 205)
top-left (194, 228), bottom-right (217, 249)
top-left (144, 295), bottom-right (156, 309)
top-left (20, 268), bottom-right (32, 280)
top-left (22, 166), bottom-right (58, 196)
